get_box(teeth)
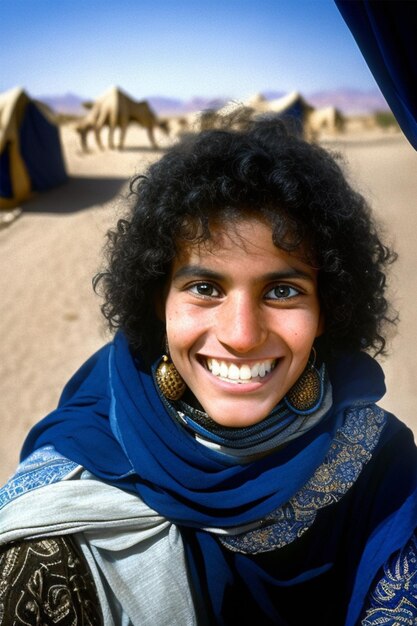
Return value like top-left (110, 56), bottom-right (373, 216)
top-left (206, 358), bottom-right (276, 383)
top-left (228, 363), bottom-right (240, 380)
top-left (239, 364), bottom-right (252, 380)
top-left (220, 362), bottom-right (229, 378)
top-left (251, 363), bottom-right (259, 378)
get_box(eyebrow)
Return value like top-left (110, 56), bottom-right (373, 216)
top-left (172, 264), bottom-right (315, 283)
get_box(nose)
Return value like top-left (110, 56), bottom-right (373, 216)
top-left (216, 293), bottom-right (267, 354)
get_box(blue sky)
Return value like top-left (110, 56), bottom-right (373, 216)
top-left (1, 0), bottom-right (378, 101)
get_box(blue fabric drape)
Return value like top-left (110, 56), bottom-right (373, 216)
top-left (19, 332), bottom-right (417, 623)
top-left (22, 332), bottom-right (384, 529)
top-left (335, 0), bottom-right (417, 150)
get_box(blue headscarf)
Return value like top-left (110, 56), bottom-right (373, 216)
top-left (22, 332), bottom-right (385, 529)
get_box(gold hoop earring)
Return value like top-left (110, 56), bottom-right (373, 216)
top-left (285, 348), bottom-right (322, 414)
top-left (155, 340), bottom-right (186, 401)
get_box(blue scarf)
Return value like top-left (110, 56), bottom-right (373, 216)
top-left (21, 332), bottom-right (386, 529)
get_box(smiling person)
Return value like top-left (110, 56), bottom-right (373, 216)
top-left (163, 216), bottom-right (324, 429)
top-left (1, 120), bottom-right (417, 626)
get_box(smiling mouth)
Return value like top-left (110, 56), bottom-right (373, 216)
top-left (204, 357), bottom-right (278, 384)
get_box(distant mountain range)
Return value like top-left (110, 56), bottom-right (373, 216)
top-left (38, 87), bottom-right (389, 117)
top-left (307, 88), bottom-right (389, 114)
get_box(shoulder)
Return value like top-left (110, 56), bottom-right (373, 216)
top-left (358, 407), bottom-right (417, 492)
top-left (57, 340), bottom-right (114, 405)
top-left (0, 535), bottom-right (102, 625)
top-left (339, 405), bottom-right (417, 526)
top-left (0, 445), bottom-right (81, 511)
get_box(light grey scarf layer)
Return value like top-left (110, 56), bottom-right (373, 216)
top-left (0, 469), bottom-right (196, 626)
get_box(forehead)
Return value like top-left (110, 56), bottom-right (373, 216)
top-left (176, 218), bottom-right (272, 259)
top-left (173, 216), bottom-right (315, 274)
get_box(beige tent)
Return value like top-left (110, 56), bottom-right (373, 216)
top-left (247, 91), bottom-right (344, 139)
top-left (0, 87), bottom-right (67, 209)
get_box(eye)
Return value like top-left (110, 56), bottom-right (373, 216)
top-left (265, 284), bottom-right (300, 300)
top-left (189, 282), bottom-right (221, 297)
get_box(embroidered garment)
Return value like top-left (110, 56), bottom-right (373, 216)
top-left (0, 333), bottom-right (417, 625)
top-left (360, 534), bottom-right (417, 624)
top-left (0, 536), bottom-right (101, 625)
top-left (180, 404), bottom-right (417, 625)
top-left (2, 525), bottom-right (417, 625)
top-left (218, 404), bottom-right (387, 553)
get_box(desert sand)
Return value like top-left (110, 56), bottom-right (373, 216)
top-left (1, 124), bottom-right (416, 484)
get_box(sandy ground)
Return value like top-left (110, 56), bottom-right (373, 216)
top-left (0, 124), bottom-right (416, 485)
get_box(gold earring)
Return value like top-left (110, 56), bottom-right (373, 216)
top-left (155, 342), bottom-right (186, 401)
top-left (285, 348), bottom-right (322, 414)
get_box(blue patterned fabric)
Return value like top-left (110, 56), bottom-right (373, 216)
top-left (0, 446), bottom-right (79, 511)
top-left (219, 404), bottom-right (387, 554)
top-left (17, 332), bottom-right (417, 624)
top-left (361, 534), bottom-right (417, 624)
top-left (182, 409), bottom-right (417, 625)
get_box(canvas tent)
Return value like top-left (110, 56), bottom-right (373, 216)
top-left (245, 91), bottom-right (314, 137)
top-left (265, 91), bottom-right (314, 137)
top-left (0, 87), bottom-right (67, 209)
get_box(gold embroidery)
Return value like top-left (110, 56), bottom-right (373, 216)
top-left (0, 536), bottom-right (102, 625)
top-left (220, 405), bottom-right (386, 554)
top-left (361, 535), bottom-right (417, 625)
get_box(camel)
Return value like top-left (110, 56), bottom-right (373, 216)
top-left (75, 86), bottom-right (169, 151)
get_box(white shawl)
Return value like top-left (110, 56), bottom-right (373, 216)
top-left (0, 451), bottom-right (196, 626)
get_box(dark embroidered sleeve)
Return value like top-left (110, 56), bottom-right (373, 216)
top-left (0, 535), bottom-right (102, 625)
top-left (360, 534), bottom-right (417, 625)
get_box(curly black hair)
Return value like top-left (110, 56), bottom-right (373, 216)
top-left (94, 119), bottom-right (397, 364)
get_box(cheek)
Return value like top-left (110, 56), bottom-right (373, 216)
top-left (164, 296), bottom-right (183, 333)
top-left (278, 312), bottom-right (321, 353)
top-left (165, 307), bottom-right (201, 350)
top-left (165, 294), bottom-right (213, 337)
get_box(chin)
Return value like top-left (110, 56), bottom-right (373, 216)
top-left (200, 400), bottom-right (278, 428)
